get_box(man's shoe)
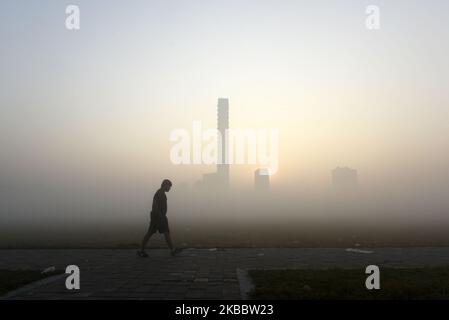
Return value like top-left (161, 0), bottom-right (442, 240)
top-left (171, 248), bottom-right (182, 256)
top-left (137, 250), bottom-right (149, 258)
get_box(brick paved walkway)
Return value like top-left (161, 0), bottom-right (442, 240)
top-left (1, 248), bottom-right (449, 300)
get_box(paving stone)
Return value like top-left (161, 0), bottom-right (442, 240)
top-left (2, 248), bottom-right (449, 300)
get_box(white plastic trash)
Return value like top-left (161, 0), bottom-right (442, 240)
top-left (41, 266), bottom-right (56, 274)
top-left (345, 248), bottom-right (374, 254)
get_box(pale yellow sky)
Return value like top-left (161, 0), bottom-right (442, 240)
top-left (1, 0), bottom-right (449, 203)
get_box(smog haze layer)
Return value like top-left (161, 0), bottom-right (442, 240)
top-left (1, 0), bottom-right (449, 248)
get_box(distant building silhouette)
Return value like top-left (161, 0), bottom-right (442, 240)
top-left (196, 98), bottom-right (230, 190)
top-left (332, 167), bottom-right (358, 189)
top-left (254, 168), bottom-right (270, 192)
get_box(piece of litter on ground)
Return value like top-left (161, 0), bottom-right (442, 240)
top-left (41, 266), bottom-right (56, 274)
top-left (257, 253), bottom-right (265, 256)
top-left (209, 248), bottom-right (217, 251)
top-left (302, 285), bottom-right (312, 291)
top-left (345, 248), bottom-right (374, 254)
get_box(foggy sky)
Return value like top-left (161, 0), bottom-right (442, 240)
top-left (1, 0), bottom-right (449, 239)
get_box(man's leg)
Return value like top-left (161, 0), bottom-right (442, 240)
top-left (140, 228), bottom-right (156, 252)
top-left (164, 232), bottom-right (182, 256)
top-left (163, 232), bottom-right (174, 251)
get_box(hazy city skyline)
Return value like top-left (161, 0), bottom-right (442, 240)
top-left (1, 1), bottom-right (449, 246)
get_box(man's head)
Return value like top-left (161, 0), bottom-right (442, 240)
top-left (161, 179), bottom-right (172, 192)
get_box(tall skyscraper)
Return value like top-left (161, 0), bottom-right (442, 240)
top-left (196, 98), bottom-right (230, 190)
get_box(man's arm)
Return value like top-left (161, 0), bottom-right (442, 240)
top-left (152, 191), bottom-right (163, 216)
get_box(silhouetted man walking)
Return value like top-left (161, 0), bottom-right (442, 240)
top-left (137, 179), bottom-right (180, 257)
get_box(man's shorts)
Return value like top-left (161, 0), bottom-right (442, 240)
top-left (148, 211), bottom-right (170, 234)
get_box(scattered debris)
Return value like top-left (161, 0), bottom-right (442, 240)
top-left (209, 248), bottom-right (217, 251)
top-left (346, 248), bottom-right (374, 254)
top-left (302, 285), bottom-right (312, 291)
top-left (41, 266), bottom-right (56, 274)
